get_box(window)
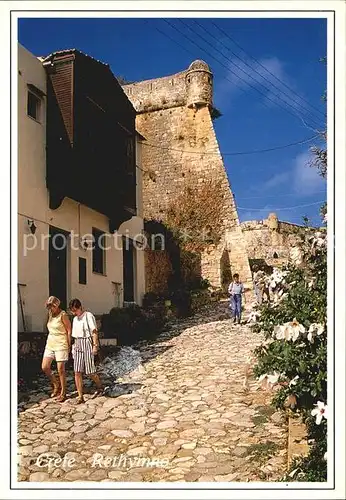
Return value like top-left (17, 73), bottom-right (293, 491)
top-left (92, 228), bottom-right (106, 275)
top-left (122, 237), bottom-right (135, 302)
top-left (273, 252), bottom-right (279, 259)
top-left (27, 91), bottom-right (41, 121)
top-left (79, 257), bottom-right (87, 284)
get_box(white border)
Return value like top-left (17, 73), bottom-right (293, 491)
top-left (2, 1), bottom-right (345, 499)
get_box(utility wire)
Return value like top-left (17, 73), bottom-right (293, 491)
top-left (191, 19), bottom-right (325, 126)
top-left (149, 19), bottom-right (321, 130)
top-left (237, 200), bottom-right (325, 211)
top-left (211, 20), bottom-right (326, 119)
top-left (148, 20), bottom-right (264, 102)
top-left (144, 20), bottom-right (198, 59)
top-left (141, 133), bottom-right (319, 156)
top-left (236, 190), bottom-right (326, 200)
top-left (163, 19), bottom-right (322, 129)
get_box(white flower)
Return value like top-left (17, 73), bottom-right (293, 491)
top-left (311, 231), bottom-right (326, 249)
top-left (247, 311), bottom-right (261, 323)
top-left (269, 280), bottom-right (277, 290)
top-left (274, 319), bottom-right (305, 342)
top-left (307, 323), bottom-right (324, 343)
top-left (274, 324), bottom-right (292, 341)
top-left (307, 278), bottom-right (316, 290)
top-left (257, 372), bottom-right (281, 389)
top-left (288, 468), bottom-right (299, 478)
top-left (289, 375), bottom-right (299, 387)
top-left (267, 372), bottom-right (280, 385)
top-left (290, 318), bottom-right (305, 342)
top-left (290, 246), bottom-right (303, 265)
top-left (311, 401), bottom-right (328, 424)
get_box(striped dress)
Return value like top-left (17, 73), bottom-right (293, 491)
top-left (72, 312), bottom-right (97, 375)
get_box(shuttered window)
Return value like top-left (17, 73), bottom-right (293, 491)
top-left (27, 91), bottom-right (41, 121)
top-left (79, 257), bottom-right (87, 284)
top-left (92, 228), bottom-right (106, 275)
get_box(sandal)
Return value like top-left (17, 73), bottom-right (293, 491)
top-left (50, 382), bottom-right (60, 398)
top-left (76, 396), bottom-right (85, 405)
top-left (56, 393), bottom-right (66, 403)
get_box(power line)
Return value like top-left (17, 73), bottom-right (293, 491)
top-left (178, 19), bottom-right (323, 129)
top-left (191, 19), bottom-right (325, 126)
top-left (144, 20), bottom-right (196, 59)
top-left (211, 20), bottom-right (326, 120)
top-left (150, 19), bottom-right (321, 130)
top-left (237, 200), bottom-right (325, 211)
top-left (148, 19), bottom-right (263, 101)
top-left (163, 19), bottom-right (322, 129)
top-left (236, 190), bottom-right (326, 200)
top-left (141, 134), bottom-right (319, 156)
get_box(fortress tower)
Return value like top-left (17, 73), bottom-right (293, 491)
top-left (122, 60), bottom-right (252, 291)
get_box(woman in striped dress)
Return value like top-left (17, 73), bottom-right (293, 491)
top-left (69, 298), bottom-right (103, 404)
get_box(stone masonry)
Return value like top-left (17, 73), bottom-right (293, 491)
top-left (241, 213), bottom-right (309, 268)
top-left (18, 302), bottom-right (288, 483)
top-left (122, 60), bottom-right (253, 291)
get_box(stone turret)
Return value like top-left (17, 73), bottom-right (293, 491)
top-left (185, 60), bottom-right (213, 109)
top-left (122, 60), bottom-right (253, 291)
top-left (267, 212), bottom-right (279, 231)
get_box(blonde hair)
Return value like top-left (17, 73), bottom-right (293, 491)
top-left (45, 296), bottom-right (61, 308)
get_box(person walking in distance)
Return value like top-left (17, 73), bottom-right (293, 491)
top-left (69, 298), bottom-right (103, 404)
top-left (42, 296), bottom-right (71, 402)
top-left (253, 265), bottom-right (264, 304)
top-left (228, 273), bottom-right (245, 324)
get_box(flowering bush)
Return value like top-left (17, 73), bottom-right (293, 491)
top-left (251, 228), bottom-right (327, 481)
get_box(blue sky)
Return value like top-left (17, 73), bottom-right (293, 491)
top-left (18, 17), bottom-right (327, 226)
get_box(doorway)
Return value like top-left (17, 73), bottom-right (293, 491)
top-left (49, 226), bottom-right (69, 310)
top-left (123, 237), bottom-right (135, 302)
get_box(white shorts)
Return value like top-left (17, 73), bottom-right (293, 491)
top-left (43, 348), bottom-right (69, 362)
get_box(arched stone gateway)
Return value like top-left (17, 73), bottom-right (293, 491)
top-left (122, 61), bottom-right (253, 293)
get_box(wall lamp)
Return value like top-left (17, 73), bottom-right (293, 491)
top-left (27, 219), bottom-right (37, 235)
top-left (80, 236), bottom-right (90, 250)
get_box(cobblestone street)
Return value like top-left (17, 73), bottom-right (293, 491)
top-left (18, 304), bottom-right (288, 483)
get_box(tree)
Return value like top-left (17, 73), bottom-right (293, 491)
top-left (251, 231), bottom-right (327, 482)
top-left (165, 172), bottom-right (226, 252)
top-left (309, 131), bottom-right (327, 179)
top-left (211, 107), bottom-right (222, 121)
top-left (308, 57), bottom-right (327, 220)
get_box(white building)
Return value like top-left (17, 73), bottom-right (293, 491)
top-left (18, 44), bottom-right (145, 333)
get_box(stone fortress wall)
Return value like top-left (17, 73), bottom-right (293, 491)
top-left (122, 61), bottom-right (253, 290)
top-left (241, 213), bottom-right (308, 267)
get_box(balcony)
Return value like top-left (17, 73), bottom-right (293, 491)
top-left (44, 49), bottom-right (137, 232)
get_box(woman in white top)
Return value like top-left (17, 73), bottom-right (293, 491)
top-left (69, 298), bottom-right (103, 404)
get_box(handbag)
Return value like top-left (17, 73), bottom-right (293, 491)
top-left (85, 312), bottom-right (104, 365)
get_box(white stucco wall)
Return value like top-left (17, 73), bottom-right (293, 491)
top-left (18, 44), bottom-right (145, 332)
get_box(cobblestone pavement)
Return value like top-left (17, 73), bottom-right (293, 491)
top-left (18, 303), bottom-right (288, 483)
